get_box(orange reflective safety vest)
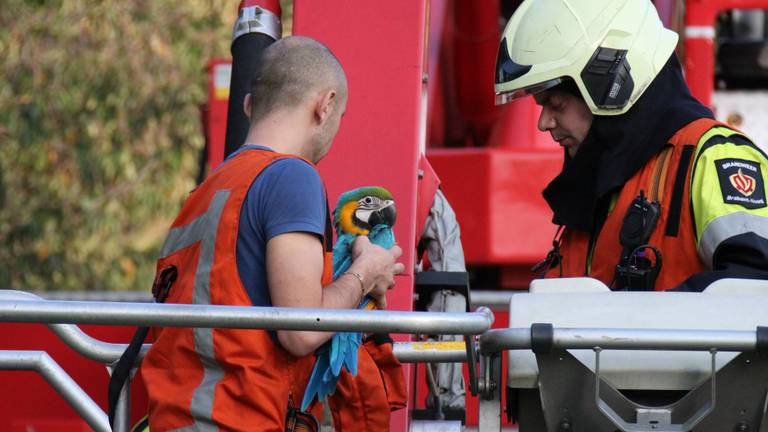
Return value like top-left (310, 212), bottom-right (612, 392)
top-left (327, 334), bottom-right (408, 431)
top-left (546, 118), bottom-right (723, 290)
top-left (141, 148), bottom-right (333, 431)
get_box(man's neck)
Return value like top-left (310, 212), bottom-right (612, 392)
top-left (244, 114), bottom-right (310, 159)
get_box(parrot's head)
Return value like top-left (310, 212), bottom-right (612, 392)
top-left (333, 186), bottom-right (396, 236)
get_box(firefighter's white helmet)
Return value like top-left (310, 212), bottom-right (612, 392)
top-left (495, 0), bottom-right (678, 115)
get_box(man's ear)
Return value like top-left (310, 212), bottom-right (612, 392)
top-left (314, 90), bottom-right (337, 125)
top-left (243, 93), bottom-right (252, 119)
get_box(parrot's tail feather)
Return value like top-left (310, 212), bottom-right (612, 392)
top-left (301, 356), bottom-right (326, 411)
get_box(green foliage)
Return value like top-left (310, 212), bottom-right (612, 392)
top-left (0, 0), bottom-right (234, 291)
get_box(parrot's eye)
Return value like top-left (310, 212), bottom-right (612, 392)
top-left (363, 197), bottom-right (373, 205)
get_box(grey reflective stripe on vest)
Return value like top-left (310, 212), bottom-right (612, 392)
top-left (698, 211), bottom-right (768, 269)
top-left (161, 190), bottom-right (230, 432)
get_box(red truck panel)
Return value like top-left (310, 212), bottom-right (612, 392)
top-left (427, 148), bottom-right (562, 266)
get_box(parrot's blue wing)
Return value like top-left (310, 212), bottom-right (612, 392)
top-left (332, 232), bottom-right (356, 280)
top-left (301, 225), bottom-right (394, 410)
top-left (301, 332), bottom-right (362, 411)
top-left (301, 344), bottom-right (331, 411)
top-left (329, 330), bottom-right (361, 376)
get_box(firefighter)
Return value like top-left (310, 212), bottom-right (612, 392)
top-left (140, 36), bottom-right (404, 431)
top-left (495, 0), bottom-right (768, 291)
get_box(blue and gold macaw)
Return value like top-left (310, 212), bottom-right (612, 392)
top-left (301, 186), bottom-right (396, 411)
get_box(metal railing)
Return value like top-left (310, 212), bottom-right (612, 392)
top-left (0, 299), bottom-right (492, 334)
top-left (473, 325), bottom-right (768, 432)
top-left (2, 290), bottom-right (136, 362)
top-left (393, 341), bottom-right (468, 363)
top-left (478, 327), bottom-right (762, 354)
top-left (469, 290), bottom-right (516, 311)
top-left (8, 287), bottom-right (766, 431)
top-left (0, 290), bottom-right (492, 432)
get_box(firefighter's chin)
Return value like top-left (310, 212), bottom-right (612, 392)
top-left (557, 137), bottom-right (581, 158)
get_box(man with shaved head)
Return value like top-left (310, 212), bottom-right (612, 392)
top-left (142, 36), bottom-right (404, 431)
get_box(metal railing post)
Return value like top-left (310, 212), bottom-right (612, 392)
top-left (477, 353), bottom-right (502, 432)
top-left (112, 368), bottom-right (132, 432)
top-left (0, 351), bottom-right (110, 432)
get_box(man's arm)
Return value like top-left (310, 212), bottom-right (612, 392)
top-left (267, 232), bottom-right (403, 357)
top-left (674, 130), bottom-right (768, 291)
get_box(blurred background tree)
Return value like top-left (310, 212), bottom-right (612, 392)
top-left (0, 0), bottom-right (292, 291)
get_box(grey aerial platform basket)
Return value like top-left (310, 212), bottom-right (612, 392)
top-left (475, 278), bottom-right (768, 432)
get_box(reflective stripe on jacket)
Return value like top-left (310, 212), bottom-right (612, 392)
top-left (142, 148), bottom-right (332, 431)
top-left (690, 126), bottom-right (768, 269)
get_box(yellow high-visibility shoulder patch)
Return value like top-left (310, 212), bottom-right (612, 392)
top-left (691, 128), bottom-right (768, 243)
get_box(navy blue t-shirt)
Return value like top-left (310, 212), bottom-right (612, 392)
top-left (223, 145), bottom-right (326, 306)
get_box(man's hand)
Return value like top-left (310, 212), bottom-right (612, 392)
top-left (348, 236), bottom-right (405, 309)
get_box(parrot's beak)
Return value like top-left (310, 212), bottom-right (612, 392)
top-left (368, 200), bottom-right (396, 227)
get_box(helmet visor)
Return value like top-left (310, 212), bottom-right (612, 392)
top-left (495, 77), bottom-right (564, 106)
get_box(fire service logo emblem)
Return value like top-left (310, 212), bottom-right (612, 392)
top-left (729, 168), bottom-right (756, 196)
top-left (716, 158), bottom-right (766, 209)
